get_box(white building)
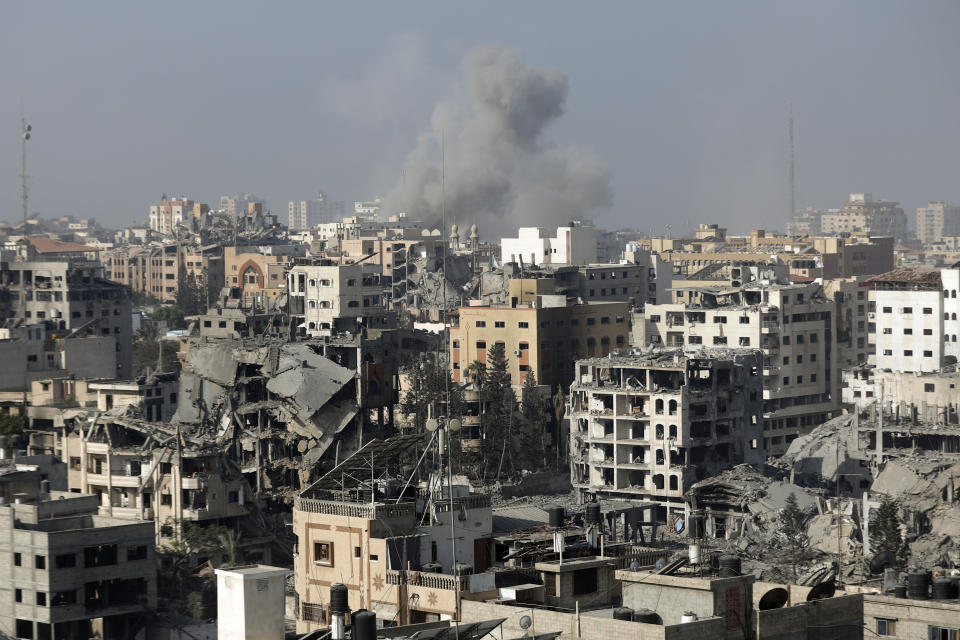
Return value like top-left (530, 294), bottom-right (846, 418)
top-left (501, 224), bottom-right (599, 267)
top-left (148, 196), bottom-right (192, 234)
top-left (868, 267), bottom-right (960, 372)
top-left (638, 281), bottom-right (839, 455)
top-left (286, 262), bottom-right (393, 337)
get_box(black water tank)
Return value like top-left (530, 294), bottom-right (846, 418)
top-left (633, 608), bottom-right (662, 625)
top-left (585, 503), bottom-right (602, 526)
top-left (547, 506), bottom-right (564, 528)
top-left (688, 513), bottom-right (704, 538)
top-left (330, 583), bottom-right (350, 614)
top-left (612, 607), bottom-right (633, 621)
top-left (932, 577), bottom-right (955, 600)
top-left (352, 609), bottom-right (377, 640)
top-left (719, 555), bottom-right (742, 578)
top-left (907, 570), bottom-right (931, 600)
top-left (893, 585), bottom-right (907, 599)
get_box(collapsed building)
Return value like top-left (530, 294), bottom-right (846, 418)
top-left (569, 347), bottom-right (764, 517)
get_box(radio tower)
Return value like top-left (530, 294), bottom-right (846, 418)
top-left (788, 108), bottom-right (795, 223)
top-left (21, 117), bottom-right (33, 231)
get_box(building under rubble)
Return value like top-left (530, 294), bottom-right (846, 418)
top-left (568, 348), bottom-right (764, 516)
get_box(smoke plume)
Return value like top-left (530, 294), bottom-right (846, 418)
top-left (384, 47), bottom-right (612, 237)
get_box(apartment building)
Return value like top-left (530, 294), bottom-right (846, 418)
top-left (820, 193), bottom-right (908, 242)
top-left (288, 193), bottom-right (346, 229)
top-left (916, 201), bottom-right (960, 246)
top-left (786, 208), bottom-right (823, 236)
top-left (105, 243), bottom-right (223, 303)
top-left (867, 267), bottom-right (960, 372)
top-left (449, 293), bottom-right (631, 390)
top-left (293, 437), bottom-right (492, 632)
top-left (287, 261), bottom-right (393, 337)
top-left (148, 196), bottom-right (204, 234)
top-left (1, 241), bottom-right (132, 379)
top-left (638, 281), bottom-right (839, 455)
top-left (823, 277), bottom-right (872, 369)
top-left (501, 224), bottom-right (598, 266)
top-left (218, 193), bottom-right (264, 218)
top-left (0, 485), bottom-right (156, 640)
top-left (568, 349), bottom-right (763, 515)
top-left (545, 253), bottom-right (672, 309)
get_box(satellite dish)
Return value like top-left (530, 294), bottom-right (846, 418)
top-left (425, 418), bottom-right (439, 432)
top-left (759, 588), bottom-right (789, 610)
top-left (675, 518), bottom-right (685, 533)
top-left (519, 615), bottom-right (532, 630)
top-left (806, 580), bottom-right (836, 601)
top-left (448, 418), bottom-right (462, 432)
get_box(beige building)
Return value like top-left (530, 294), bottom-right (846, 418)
top-left (916, 201), bottom-right (960, 246)
top-left (223, 246), bottom-right (301, 306)
top-left (450, 282), bottom-right (631, 390)
top-left (106, 243), bottom-right (223, 304)
top-left (638, 281), bottom-right (840, 455)
top-left (286, 262), bottom-right (392, 337)
top-left (820, 193), bottom-right (908, 242)
top-left (569, 349), bottom-right (764, 514)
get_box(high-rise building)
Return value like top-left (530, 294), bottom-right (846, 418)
top-left (148, 195), bottom-right (193, 234)
top-left (916, 201), bottom-right (960, 246)
top-left (820, 193), bottom-right (908, 242)
top-left (288, 193), bottom-right (346, 229)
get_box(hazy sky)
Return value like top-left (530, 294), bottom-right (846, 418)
top-left (2, 1), bottom-right (959, 236)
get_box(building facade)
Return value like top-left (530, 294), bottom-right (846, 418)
top-left (501, 224), bottom-right (598, 266)
top-left (569, 349), bottom-right (764, 514)
top-left (638, 281), bottom-right (839, 455)
top-left (286, 262), bottom-right (393, 337)
top-left (820, 193), bottom-right (908, 242)
top-left (916, 201), bottom-right (960, 246)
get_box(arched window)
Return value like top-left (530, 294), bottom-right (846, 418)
top-left (308, 300), bottom-right (316, 308)
top-left (653, 474), bottom-right (664, 490)
top-left (655, 399), bottom-right (664, 414)
top-left (669, 475), bottom-right (679, 491)
top-left (587, 337), bottom-right (597, 356)
top-left (243, 266), bottom-right (259, 285)
top-left (308, 322), bottom-right (316, 329)
top-left (668, 399), bottom-right (678, 415)
top-left (656, 449), bottom-right (665, 465)
top-left (669, 424), bottom-right (677, 438)
top-left (656, 424), bottom-right (664, 438)
top-left (308, 279), bottom-right (316, 287)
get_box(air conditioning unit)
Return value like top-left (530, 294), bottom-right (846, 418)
top-left (514, 350), bottom-right (521, 356)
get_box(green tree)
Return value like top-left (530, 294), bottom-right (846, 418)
top-left (519, 369), bottom-right (549, 471)
top-left (870, 495), bottom-right (909, 569)
top-left (777, 493), bottom-right (812, 580)
top-left (480, 343), bottom-right (519, 481)
top-left (152, 305), bottom-right (186, 330)
top-left (176, 266), bottom-right (207, 316)
top-left (0, 413), bottom-right (27, 439)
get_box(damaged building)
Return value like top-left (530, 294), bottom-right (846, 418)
top-left (569, 347), bottom-right (764, 517)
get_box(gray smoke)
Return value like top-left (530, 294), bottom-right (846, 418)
top-left (384, 47), bottom-right (612, 238)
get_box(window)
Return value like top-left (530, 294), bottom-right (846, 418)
top-left (476, 341), bottom-right (486, 349)
top-left (882, 306), bottom-right (892, 313)
top-left (313, 541), bottom-right (333, 566)
top-left (55, 553), bottom-right (76, 569)
top-left (810, 353), bottom-right (817, 362)
top-left (713, 336), bottom-right (727, 345)
top-left (796, 376), bottom-right (803, 384)
top-left (36, 592), bottom-right (46, 606)
top-left (924, 350), bottom-right (933, 357)
top-left (928, 626), bottom-right (957, 640)
top-left (782, 336), bottom-right (790, 345)
top-left (809, 333), bottom-right (817, 343)
top-left (127, 546), bottom-right (148, 561)
top-left (925, 383), bottom-right (936, 392)
top-left (494, 321), bottom-right (505, 328)
top-left (903, 307), bottom-right (913, 314)
top-left (688, 336), bottom-right (702, 344)
top-left (924, 329), bottom-right (933, 335)
top-left (572, 568), bottom-right (598, 595)
top-left (370, 554), bottom-right (379, 562)
top-left (739, 316), bottom-right (750, 324)
top-left (904, 328), bottom-right (913, 335)
top-left (923, 307), bottom-right (933, 314)
top-left (35, 555), bottom-right (46, 570)
top-left (649, 315), bottom-right (661, 323)
top-left (600, 316), bottom-right (610, 325)
top-left (796, 335), bottom-right (804, 344)
top-left (904, 350), bottom-right (913, 357)
top-left (876, 619), bottom-right (897, 636)
top-left (475, 321), bottom-right (486, 328)
top-left (713, 316), bottom-right (728, 324)
top-left (586, 318), bottom-right (595, 326)
top-left (796, 355), bottom-right (803, 364)
top-left (782, 357), bottom-right (790, 365)
top-left (883, 349), bottom-right (893, 356)
top-left (354, 546), bottom-right (362, 559)
top-left (810, 374), bottom-right (817, 383)
top-left (739, 337), bottom-right (750, 346)
top-left (782, 377), bottom-right (790, 386)
top-left (518, 322), bottom-right (529, 329)
top-left (15, 589), bottom-right (21, 603)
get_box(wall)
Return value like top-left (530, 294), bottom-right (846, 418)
top-left (755, 594), bottom-right (863, 640)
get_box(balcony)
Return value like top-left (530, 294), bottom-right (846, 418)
top-left (761, 321), bottom-right (780, 333)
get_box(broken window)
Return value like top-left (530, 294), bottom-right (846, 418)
top-left (313, 541), bottom-right (333, 566)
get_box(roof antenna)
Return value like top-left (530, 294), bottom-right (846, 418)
top-left (21, 116), bottom-right (32, 232)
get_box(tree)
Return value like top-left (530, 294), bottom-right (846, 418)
top-left (870, 495), bottom-right (909, 569)
top-left (152, 305), bottom-right (187, 330)
top-left (777, 493), bottom-right (812, 580)
top-left (0, 413), bottom-right (27, 439)
top-left (176, 266), bottom-right (207, 316)
top-left (519, 370), bottom-right (549, 471)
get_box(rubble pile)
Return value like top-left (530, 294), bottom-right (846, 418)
top-left (175, 339), bottom-right (364, 496)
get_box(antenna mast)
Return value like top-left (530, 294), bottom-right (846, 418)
top-left (788, 107), bottom-right (795, 223)
top-left (21, 117), bottom-right (32, 231)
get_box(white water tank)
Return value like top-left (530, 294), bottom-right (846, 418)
top-left (688, 543), bottom-right (701, 565)
top-left (681, 612), bottom-right (699, 624)
top-left (215, 565), bottom-right (290, 640)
